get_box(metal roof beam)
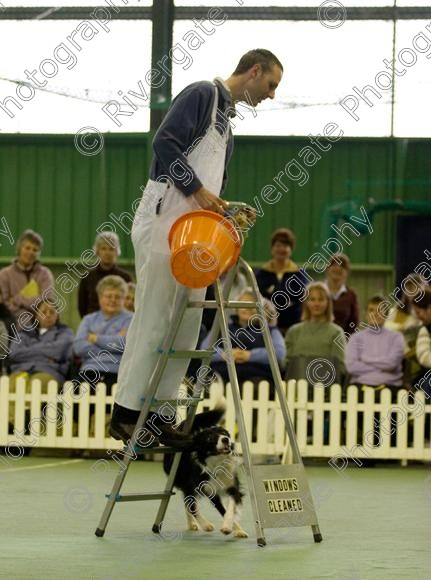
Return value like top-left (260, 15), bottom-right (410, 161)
top-left (1, 6), bottom-right (431, 21)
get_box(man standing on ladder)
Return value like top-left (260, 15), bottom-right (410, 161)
top-left (110, 49), bottom-right (283, 447)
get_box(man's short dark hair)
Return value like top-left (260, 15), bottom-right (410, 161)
top-left (233, 49), bottom-right (283, 76)
top-left (415, 288), bottom-right (431, 310)
top-left (367, 294), bottom-right (386, 307)
top-left (327, 253), bottom-right (351, 271)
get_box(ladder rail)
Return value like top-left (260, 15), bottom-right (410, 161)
top-left (239, 257), bottom-right (302, 465)
top-left (95, 449), bottom-right (135, 536)
top-left (239, 257), bottom-right (322, 542)
top-left (213, 277), bottom-right (267, 545)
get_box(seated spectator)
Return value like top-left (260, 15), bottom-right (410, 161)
top-left (188, 269), bottom-right (248, 382)
top-left (323, 254), bottom-right (359, 333)
top-left (384, 273), bottom-right (426, 351)
top-left (255, 228), bottom-right (308, 335)
top-left (185, 323), bottom-right (210, 385)
top-left (78, 232), bottom-right (132, 318)
top-left (124, 282), bottom-right (136, 313)
top-left (73, 275), bottom-right (133, 393)
top-left (346, 295), bottom-right (405, 393)
top-left (0, 310), bottom-right (7, 366)
top-left (7, 301), bottom-right (73, 430)
top-left (0, 229), bottom-right (54, 322)
top-left (413, 288), bottom-right (431, 397)
top-left (384, 274), bottom-right (427, 389)
top-left (8, 300), bottom-right (73, 384)
top-left (201, 268), bottom-right (248, 333)
top-left (0, 293), bottom-right (15, 373)
top-left (201, 289), bottom-right (286, 385)
top-left (285, 282), bottom-right (346, 380)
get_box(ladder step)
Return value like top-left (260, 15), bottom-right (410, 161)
top-left (167, 350), bottom-right (213, 359)
top-left (106, 492), bottom-right (175, 503)
top-left (151, 397), bottom-right (201, 405)
top-left (188, 300), bottom-right (258, 309)
top-left (135, 445), bottom-right (185, 454)
top-left (116, 445), bottom-right (184, 457)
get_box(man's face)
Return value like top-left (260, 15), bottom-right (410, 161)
top-left (414, 304), bottom-right (431, 325)
top-left (327, 264), bottom-right (348, 286)
top-left (244, 64), bottom-right (283, 107)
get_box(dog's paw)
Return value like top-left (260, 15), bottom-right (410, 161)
top-left (187, 522), bottom-right (199, 531)
top-left (202, 522), bottom-right (215, 532)
top-left (233, 529), bottom-right (248, 538)
top-left (220, 526), bottom-right (232, 535)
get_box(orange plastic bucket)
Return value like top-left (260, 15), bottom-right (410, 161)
top-left (168, 210), bottom-right (241, 288)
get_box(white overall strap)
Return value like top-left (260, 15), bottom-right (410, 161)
top-left (211, 83), bottom-right (231, 141)
top-left (210, 83), bottom-right (219, 124)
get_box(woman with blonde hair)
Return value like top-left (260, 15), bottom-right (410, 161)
top-left (284, 282), bottom-right (346, 380)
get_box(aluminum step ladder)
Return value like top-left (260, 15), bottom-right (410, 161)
top-left (95, 205), bottom-right (322, 547)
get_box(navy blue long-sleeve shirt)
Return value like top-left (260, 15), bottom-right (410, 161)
top-left (255, 263), bottom-right (309, 333)
top-left (9, 324), bottom-right (74, 383)
top-left (149, 78), bottom-right (235, 196)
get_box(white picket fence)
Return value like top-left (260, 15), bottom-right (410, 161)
top-left (1, 376), bottom-right (430, 462)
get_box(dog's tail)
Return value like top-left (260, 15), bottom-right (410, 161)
top-left (191, 395), bottom-right (226, 431)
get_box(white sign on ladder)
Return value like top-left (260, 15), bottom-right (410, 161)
top-left (254, 464), bottom-right (319, 529)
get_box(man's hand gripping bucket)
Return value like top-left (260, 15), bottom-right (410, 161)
top-left (168, 204), bottom-right (254, 289)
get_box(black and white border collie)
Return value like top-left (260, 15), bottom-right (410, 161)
top-left (163, 399), bottom-right (248, 538)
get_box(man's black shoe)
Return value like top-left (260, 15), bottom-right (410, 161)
top-left (110, 406), bottom-right (192, 450)
top-left (109, 419), bottom-right (160, 449)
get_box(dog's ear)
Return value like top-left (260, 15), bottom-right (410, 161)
top-left (213, 395), bottom-right (227, 414)
top-left (192, 409), bottom-right (225, 431)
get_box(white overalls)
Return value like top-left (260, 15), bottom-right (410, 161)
top-left (115, 85), bottom-right (230, 411)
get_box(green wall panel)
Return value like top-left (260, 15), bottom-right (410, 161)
top-left (224, 136), bottom-right (401, 266)
top-left (0, 134), bottom-right (150, 260)
top-left (0, 134), bottom-right (430, 268)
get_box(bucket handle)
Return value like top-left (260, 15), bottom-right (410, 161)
top-left (223, 202), bottom-right (257, 243)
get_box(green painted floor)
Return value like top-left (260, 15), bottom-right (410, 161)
top-left (1, 456), bottom-right (430, 580)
